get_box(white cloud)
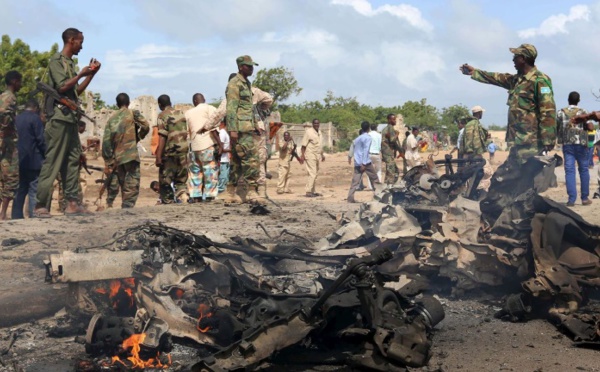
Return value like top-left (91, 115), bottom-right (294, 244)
top-left (331, 0), bottom-right (433, 32)
top-left (518, 5), bottom-right (591, 38)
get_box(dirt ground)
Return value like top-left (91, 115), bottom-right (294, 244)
top-left (0, 149), bottom-right (599, 372)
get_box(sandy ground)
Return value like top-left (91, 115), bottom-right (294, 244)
top-left (0, 149), bottom-right (599, 372)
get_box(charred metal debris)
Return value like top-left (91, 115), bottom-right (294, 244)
top-left (45, 152), bottom-right (600, 370)
top-left (47, 223), bottom-right (444, 371)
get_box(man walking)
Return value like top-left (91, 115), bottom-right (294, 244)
top-left (487, 140), bottom-right (497, 163)
top-left (461, 107), bottom-right (488, 160)
top-left (102, 93), bottom-right (150, 208)
top-left (217, 121), bottom-right (231, 193)
top-left (185, 93), bottom-right (218, 202)
top-left (155, 94), bottom-right (188, 204)
top-left (0, 71), bottom-right (22, 220)
top-left (381, 114), bottom-right (402, 185)
top-left (347, 121), bottom-right (379, 203)
top-left (12, 99), bottom-right (45, 219)
top-left (300, 119), bottom-right (325, 197)
top-left (34, 28), bottom-right (100, 217)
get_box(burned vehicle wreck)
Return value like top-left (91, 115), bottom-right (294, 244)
top-left (46, 224), bottom-right (444, 371)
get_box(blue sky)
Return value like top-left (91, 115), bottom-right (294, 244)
top-left (2, 0), bottom-right (600, 126)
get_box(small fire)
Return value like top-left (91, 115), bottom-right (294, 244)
top-left (196, 304), bottom-right (213, 333)
top-left (95, 278), bottom-right (136, 310)
top-left (109, 333), bottom-right (171, 370)
top-left (173, 288), bottom-right (184, 299)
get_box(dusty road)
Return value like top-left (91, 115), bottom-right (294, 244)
top-left (0, 150), bottom-right (599, 372)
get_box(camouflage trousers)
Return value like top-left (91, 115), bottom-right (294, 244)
top-left (0, 141), bottom-right (18, 200)
top-left (106, 174), bottom-right (120, 207)
top-left (381, 150), bottom-right (398, 185)
top-left (159, 155), bottom-right (188, 204)
top-left (112, 161), bottom-right (141, 208)
top-left (252, 133), bottom-right (267, 184)
top-left (231, 132), bottom-right (260, 186)
top-left (188, 148), bottom-right (219, 199)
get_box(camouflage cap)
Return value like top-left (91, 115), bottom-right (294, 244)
top-left (236, 55), bottom-right (259, 66)
top-left (509, 44), bottom-right (537, 60)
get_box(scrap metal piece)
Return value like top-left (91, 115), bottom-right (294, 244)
top-left (48, 250), bottom-right (144, 282)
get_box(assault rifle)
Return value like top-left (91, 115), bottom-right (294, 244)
top-left (31, 82), bottom-right (96, 123)
top-left (289, 143), bottom-right (303, 164)
top-left (94, 162), bottom-right (116, 211)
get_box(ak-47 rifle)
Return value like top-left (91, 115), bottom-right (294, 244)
top-left (31, 82), bottom-right (96, 123)
top-left (289, 143), bottom-right (303, 164)
top-left (94, 162), bottom-right (117, 211)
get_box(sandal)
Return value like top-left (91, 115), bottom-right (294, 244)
top-left (33, 208), bottom-right (52, 218)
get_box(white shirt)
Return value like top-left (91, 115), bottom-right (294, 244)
top-left (405, 133), bottom-right (420, 160)
top-left (185, 103), bottom-right (217, 151)
top-left (368, 131), bottom-right (382, 154)
top-left (219, 128), bottom-right (230, 163)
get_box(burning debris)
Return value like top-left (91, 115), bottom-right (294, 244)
top-left (47, 223), bottom-right (444, 371)
top-left (40, 152), bottom-right (600, 370)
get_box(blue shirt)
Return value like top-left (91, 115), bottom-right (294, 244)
top-left (15, 110), bottom-right (46, 170)
top-left (353, 133), bottom-right (372, 166)
top-left (368, 130), bottom-right (382, 154)
top-left (487, 142), bottom-right (497, 153)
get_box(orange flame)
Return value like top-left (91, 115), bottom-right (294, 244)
top-left (109, 333), bottom-right (171, 369)
top-left (97, 278), bottom-right (136, 309)
top-left (196, 304), bottom-right (213, 333)
top-left (173, 288), bottom-right (184, 299)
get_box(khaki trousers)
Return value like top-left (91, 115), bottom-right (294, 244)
top-left (277, 160), bottom-right (291, 192)
top-left (304, 155), bottom-right (320, 194)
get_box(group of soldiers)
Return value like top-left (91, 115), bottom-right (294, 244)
top-left (2, 30), bottom-right (600, 218)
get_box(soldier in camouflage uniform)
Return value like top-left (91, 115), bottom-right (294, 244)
top-left (461, 106), bottom-right (487, 159)
top-left (103, 93), bottom-right (149, 208)
top-left (0, 71), bottom-right (22, 220)
top-left (155, 94), bottom-right (188, 204)
top-left (225, 55), bottom-right (261, 202)
top-left (460, 43), bottom-right (557, 221)
top-left (34, 28), bottom-right (101, 218)
top-left (461, 44), bottom-right (556, 164)
top-left (381, 113), bottom-right (402, 185)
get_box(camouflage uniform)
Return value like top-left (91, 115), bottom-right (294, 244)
top-left (461, 117), bottom-right (487, 158)
top-left (251, 87), bottom-right (274, 185)
top-left (471, 67), bottom-right (556, 163)
top-left (36, 52), bottom-right (82, 210)
top-left (381, 124), bottom-right (401, 184)
top-left (105, 175), bottom-right (120, 207)
top-left (157, 107), bottom-right (188, 203)
top-left (103, 107), bottom-right (150, 208)
top-left (0, 90), bottom-right (18, 200)
top-left (226, 72), bottom-right (260, 186)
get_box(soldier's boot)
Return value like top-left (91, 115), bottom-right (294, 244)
top-left (248, 184), bottom-right (267, 205)
top-left (235, 183), bottom-right (249, 203)
top-left (222, 184), bottom-right (241, 203)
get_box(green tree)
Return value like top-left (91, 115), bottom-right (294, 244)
top-left (253, 66), bottom-right (302, 105)
top-left (0, 35), bottom-right (58, 104)
top-left (398, 99), bottom-right (439, 130)
top-left (439, 104), bottom-right (470, 142)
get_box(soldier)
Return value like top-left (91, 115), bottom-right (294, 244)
top-left (155, 94), bottom-right (188, 204)
top-left (34, 28), bottom-right (101, 218)
top-left (461, 106), bottom-right (488, 160)
top-left (102, 93), bottom-right (149, 208)
top-left (251, 87), bottom-right (274, 199)
top-left (460, 43), bottom-right (556, 166)
top-left (300, 119), bottom-right (325, 197)
top-left (225, 56), bottom-right (261, 203)
top-left (185, 93), bottom-right (218, 202)
top-left (460, 44), bottom-right (556, 221)
top-left (0, 70), bottom-right (22, 220)
top-left (381, 113), bottom-right (402, 185)
top-left (276, 131), bottom-right (299, 194)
